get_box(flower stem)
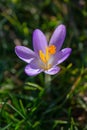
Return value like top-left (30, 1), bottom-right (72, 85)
top-left (45, 74), bottom-right (51, 93)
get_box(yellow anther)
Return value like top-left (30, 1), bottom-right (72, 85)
top-left (39, 45), bottom-right (56, 70)
top-left (48, 45), bottom-right (56, 54)
top-left (39, 48), bottom-right (50, 64)
top-left (39, 50), bottom-right (47, 63)
top-left (45, 47), bottom-right (50, 62)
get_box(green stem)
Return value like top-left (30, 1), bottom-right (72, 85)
top-left (45, 74), bottom-right (51, 93)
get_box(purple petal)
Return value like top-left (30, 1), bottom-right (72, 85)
top-left (25, 64), bottom-right (43, 76)
top-left (49, 24), bottom-right (66, 51)
top-left (33, 29), bottom-right (48, 54)
top-left (29, 58), bottom-right (41, 69)
top-left (15, 46), bottom-right (35, 63)
top-left (45, 66), bottom-right (60, 75)
top-left (52, 48), bottom-right (72, 66)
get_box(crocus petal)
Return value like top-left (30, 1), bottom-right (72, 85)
top-left (52, 48), bottom-right (72, 66)
top-left (49, 24), bottom-right (66, 51)
top-left (45, 66), bottom-right (60, 75)
top-left (33, 29), bottom-right (48, 54)
top-left (29, 58), bottom-right (41, 69)
top-left (25, 64), bottom-right (43, 76)
top-left (15, 46), bottom-right (35, 63)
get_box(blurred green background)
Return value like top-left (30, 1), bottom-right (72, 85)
top-left (0, 0), bottom-right (87, 130)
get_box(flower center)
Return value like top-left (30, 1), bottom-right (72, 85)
top-left (39, 45), bottom-right (56, 70)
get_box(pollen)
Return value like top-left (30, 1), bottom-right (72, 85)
top-left (39, 50), bottom-right (47, 63)
top-left (39, 45), bottom-right (56, 70)
top-left (48, 45), bottom-right (56, 54)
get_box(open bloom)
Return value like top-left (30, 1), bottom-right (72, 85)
top-left (15, 24), bottom-right (72, 76)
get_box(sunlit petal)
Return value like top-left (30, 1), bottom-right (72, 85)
top-left (49, 24), bottom-right (66, 51)
top-left (25, 64), bottom-right (43, 76)
top-left (45, 66), bottom-right (60, 75)
top-left (15, 46), bottom-right (35, 63)
top-left (52, 48), bottom-right (72, 66)
top-left (33, 29), bottom-right (48, 54)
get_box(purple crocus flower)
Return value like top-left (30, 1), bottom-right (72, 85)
top-left (15, 24), bottom-right (72, 76)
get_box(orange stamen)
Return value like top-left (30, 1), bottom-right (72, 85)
top-left (39, 45), bottom-right (56, 70)
top-left (48, 45), bottom-right (56, 54)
